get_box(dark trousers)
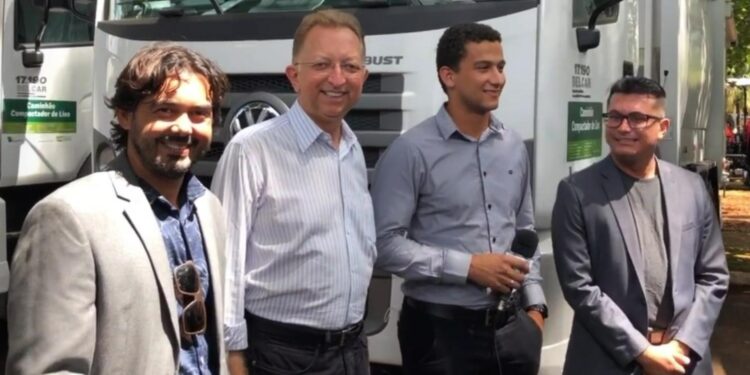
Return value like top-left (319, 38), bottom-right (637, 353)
top-left (398, 298), bottom-right (542, 375)
top-left (244, 313), bottom-right (369, 375)
top-left (399, 299), bottom-right (499, 375)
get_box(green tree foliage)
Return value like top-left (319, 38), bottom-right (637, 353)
top-left (728, 0), bottom-right (750, 77)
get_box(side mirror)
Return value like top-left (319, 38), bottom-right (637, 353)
top-left (22, 50), bottom-right (45, 67)
top-left (576, 0), bottom-right (622, 53)
top-left (576, 28), bottom-right (600, 53)
top-left (21, 0), bottom-right (95, 68)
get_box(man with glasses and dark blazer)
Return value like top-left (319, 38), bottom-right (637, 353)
top-left (552, 76), bottom-right (729, 375)
top-left (6, 43), bottom-right (230, 374)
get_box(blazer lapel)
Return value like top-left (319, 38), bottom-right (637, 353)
top-left (194, 197), bottom-right (225, 349)
top-left (599, 157), bottom-right (646, 290)
top-left (107, 155), bottom-right (181, 349)
top-left (657, 160), bottom-right (683, 285)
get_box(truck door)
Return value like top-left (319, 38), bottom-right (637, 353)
top-left (1, 0), bottom-right (96, 188)
top-left (0, 0), bottom-right (96, 311)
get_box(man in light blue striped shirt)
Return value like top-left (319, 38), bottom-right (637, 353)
top-left (211, 9), bottom-right (375, 375)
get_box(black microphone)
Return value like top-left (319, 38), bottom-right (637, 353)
top-left (497, 229), bottom-right (539, 311)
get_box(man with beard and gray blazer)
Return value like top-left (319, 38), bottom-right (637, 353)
top-left (552, 76), bottom-right (728, 375)
top-left (6, 44), bottom-right (229, 374)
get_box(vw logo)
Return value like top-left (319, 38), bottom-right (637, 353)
top-left (227, 92), bottom-right (289, 136)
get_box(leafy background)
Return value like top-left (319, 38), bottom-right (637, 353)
top-left (727, 1), bottom-right (750, 115)
top-left (728, 0), bottom-right (750, 77)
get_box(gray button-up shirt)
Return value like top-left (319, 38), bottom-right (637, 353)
top-left (372, 106), bottom-right (544, 309)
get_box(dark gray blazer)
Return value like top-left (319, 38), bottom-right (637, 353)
top-left (552, 156), bottom-right (728, 375)
top-left (6, 154), bottom-right (228, 374)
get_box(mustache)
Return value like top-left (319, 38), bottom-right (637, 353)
top-left (159, 135), bottom-right (193, 145)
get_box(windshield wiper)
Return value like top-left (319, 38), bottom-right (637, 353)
top-left (158, 0), bottom-right (223, 17)
top-left (208, 0), bottom-right (223, 14)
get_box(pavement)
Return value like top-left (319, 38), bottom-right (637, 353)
top-left (713, 186), bottom-right (750, 375)
top-left (710, 284), bottom-right (750, 375)
top-left (717, 235), bottom-right (750, 374)
top-left (729, 271), bottom-right (750, 286)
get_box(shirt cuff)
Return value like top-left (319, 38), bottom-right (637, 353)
top-left (224, 320), bottom-right (248, 351)
top-left (629, 336), bottom-right (653, 365)
top-left (442, 249), bottom-right (472, 284)
top-left (521, 283), bottom-right (547, 308)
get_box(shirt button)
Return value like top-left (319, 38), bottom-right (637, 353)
top-left (492, 237), bottom-right (497, 243)
top-left (488, 204), bottom-right (492, 210)
top-left (483, 171), bottom-right (487, 177)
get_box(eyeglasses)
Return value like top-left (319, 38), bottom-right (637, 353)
top-left (294, 60), bottom-right (364, 75)
top-left (174, 261), bottom-right (207, 336)
top-left (603, 111), bottom-right (663, 129)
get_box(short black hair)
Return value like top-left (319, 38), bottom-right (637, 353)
top-left (436, 23), bottom-right (502, 93)
top-left (607, 76), bottom-right (666, 106)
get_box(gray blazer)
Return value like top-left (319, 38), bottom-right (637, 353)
top-left (552, 156), bottom-right (728, 375)
top-left (6, 155), bottom-right (228, 374)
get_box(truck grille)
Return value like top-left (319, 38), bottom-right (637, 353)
top-left (228, 74), bottom-right (402, 94)
top-left (202, 74), bottom-right (405, 171)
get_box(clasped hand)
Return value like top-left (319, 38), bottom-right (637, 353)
top-left (637, 341), bottom-right (691, 375)
top-left (468, 252), bottom-right (530, 293)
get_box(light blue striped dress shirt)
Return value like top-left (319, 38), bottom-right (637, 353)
top-left (371, 106), bottom-right (545, 310)
top-left (211, 102), bottom-right (376, 351)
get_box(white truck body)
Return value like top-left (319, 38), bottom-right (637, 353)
top-left (0, 0), bottom-right (96, 300)
top-left (89, 1), bottom-right (640, 371)
top-left (0, 0), bottom-right (727, 372)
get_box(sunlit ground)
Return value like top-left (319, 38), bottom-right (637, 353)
top-left (712, 187), bottom-right (750, 375)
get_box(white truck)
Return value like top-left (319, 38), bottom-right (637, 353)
top-left (0, 0), bottom-right (96, 322)
top-left (1, 0), bottom-right (729, 372)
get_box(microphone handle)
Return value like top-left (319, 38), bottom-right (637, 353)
top-left (484, 257), bottom-right (534, 302)
top-left (497, 288), bottom-right (517, 311)
top-left (496, 258), bottom-right (534, 311)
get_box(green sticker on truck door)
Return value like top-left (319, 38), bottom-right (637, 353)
top-left (567, 101), bottom-right (602, 161)
top-left (2, 99), bottom-right (76, 134)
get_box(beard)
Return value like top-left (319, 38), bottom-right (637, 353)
top-left (131, 135), bottom-right (205, 179)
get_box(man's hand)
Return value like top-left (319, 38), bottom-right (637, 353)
top-left (526, 310), bottom-right (544, 331)
top-left (468, 253), bottom-right (529, 293)
top-left (636, 343), bottom-right (691, 375)
top-left (665, 340), bottom-right (691, 357)
top-left (228, 350), bottom-right (249, 375)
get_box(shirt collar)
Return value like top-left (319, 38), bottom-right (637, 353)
top-left (340, 122), bottom-right (357, 153)
top-left (141, 172), bottom-right (206, 208)
top-left (435, 104), bottom-right (505, 141)
top-left (288, 101), bottom-right (357, 152)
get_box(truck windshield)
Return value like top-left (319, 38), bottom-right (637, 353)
top-left (109, 0), bottom-right (526, 20)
